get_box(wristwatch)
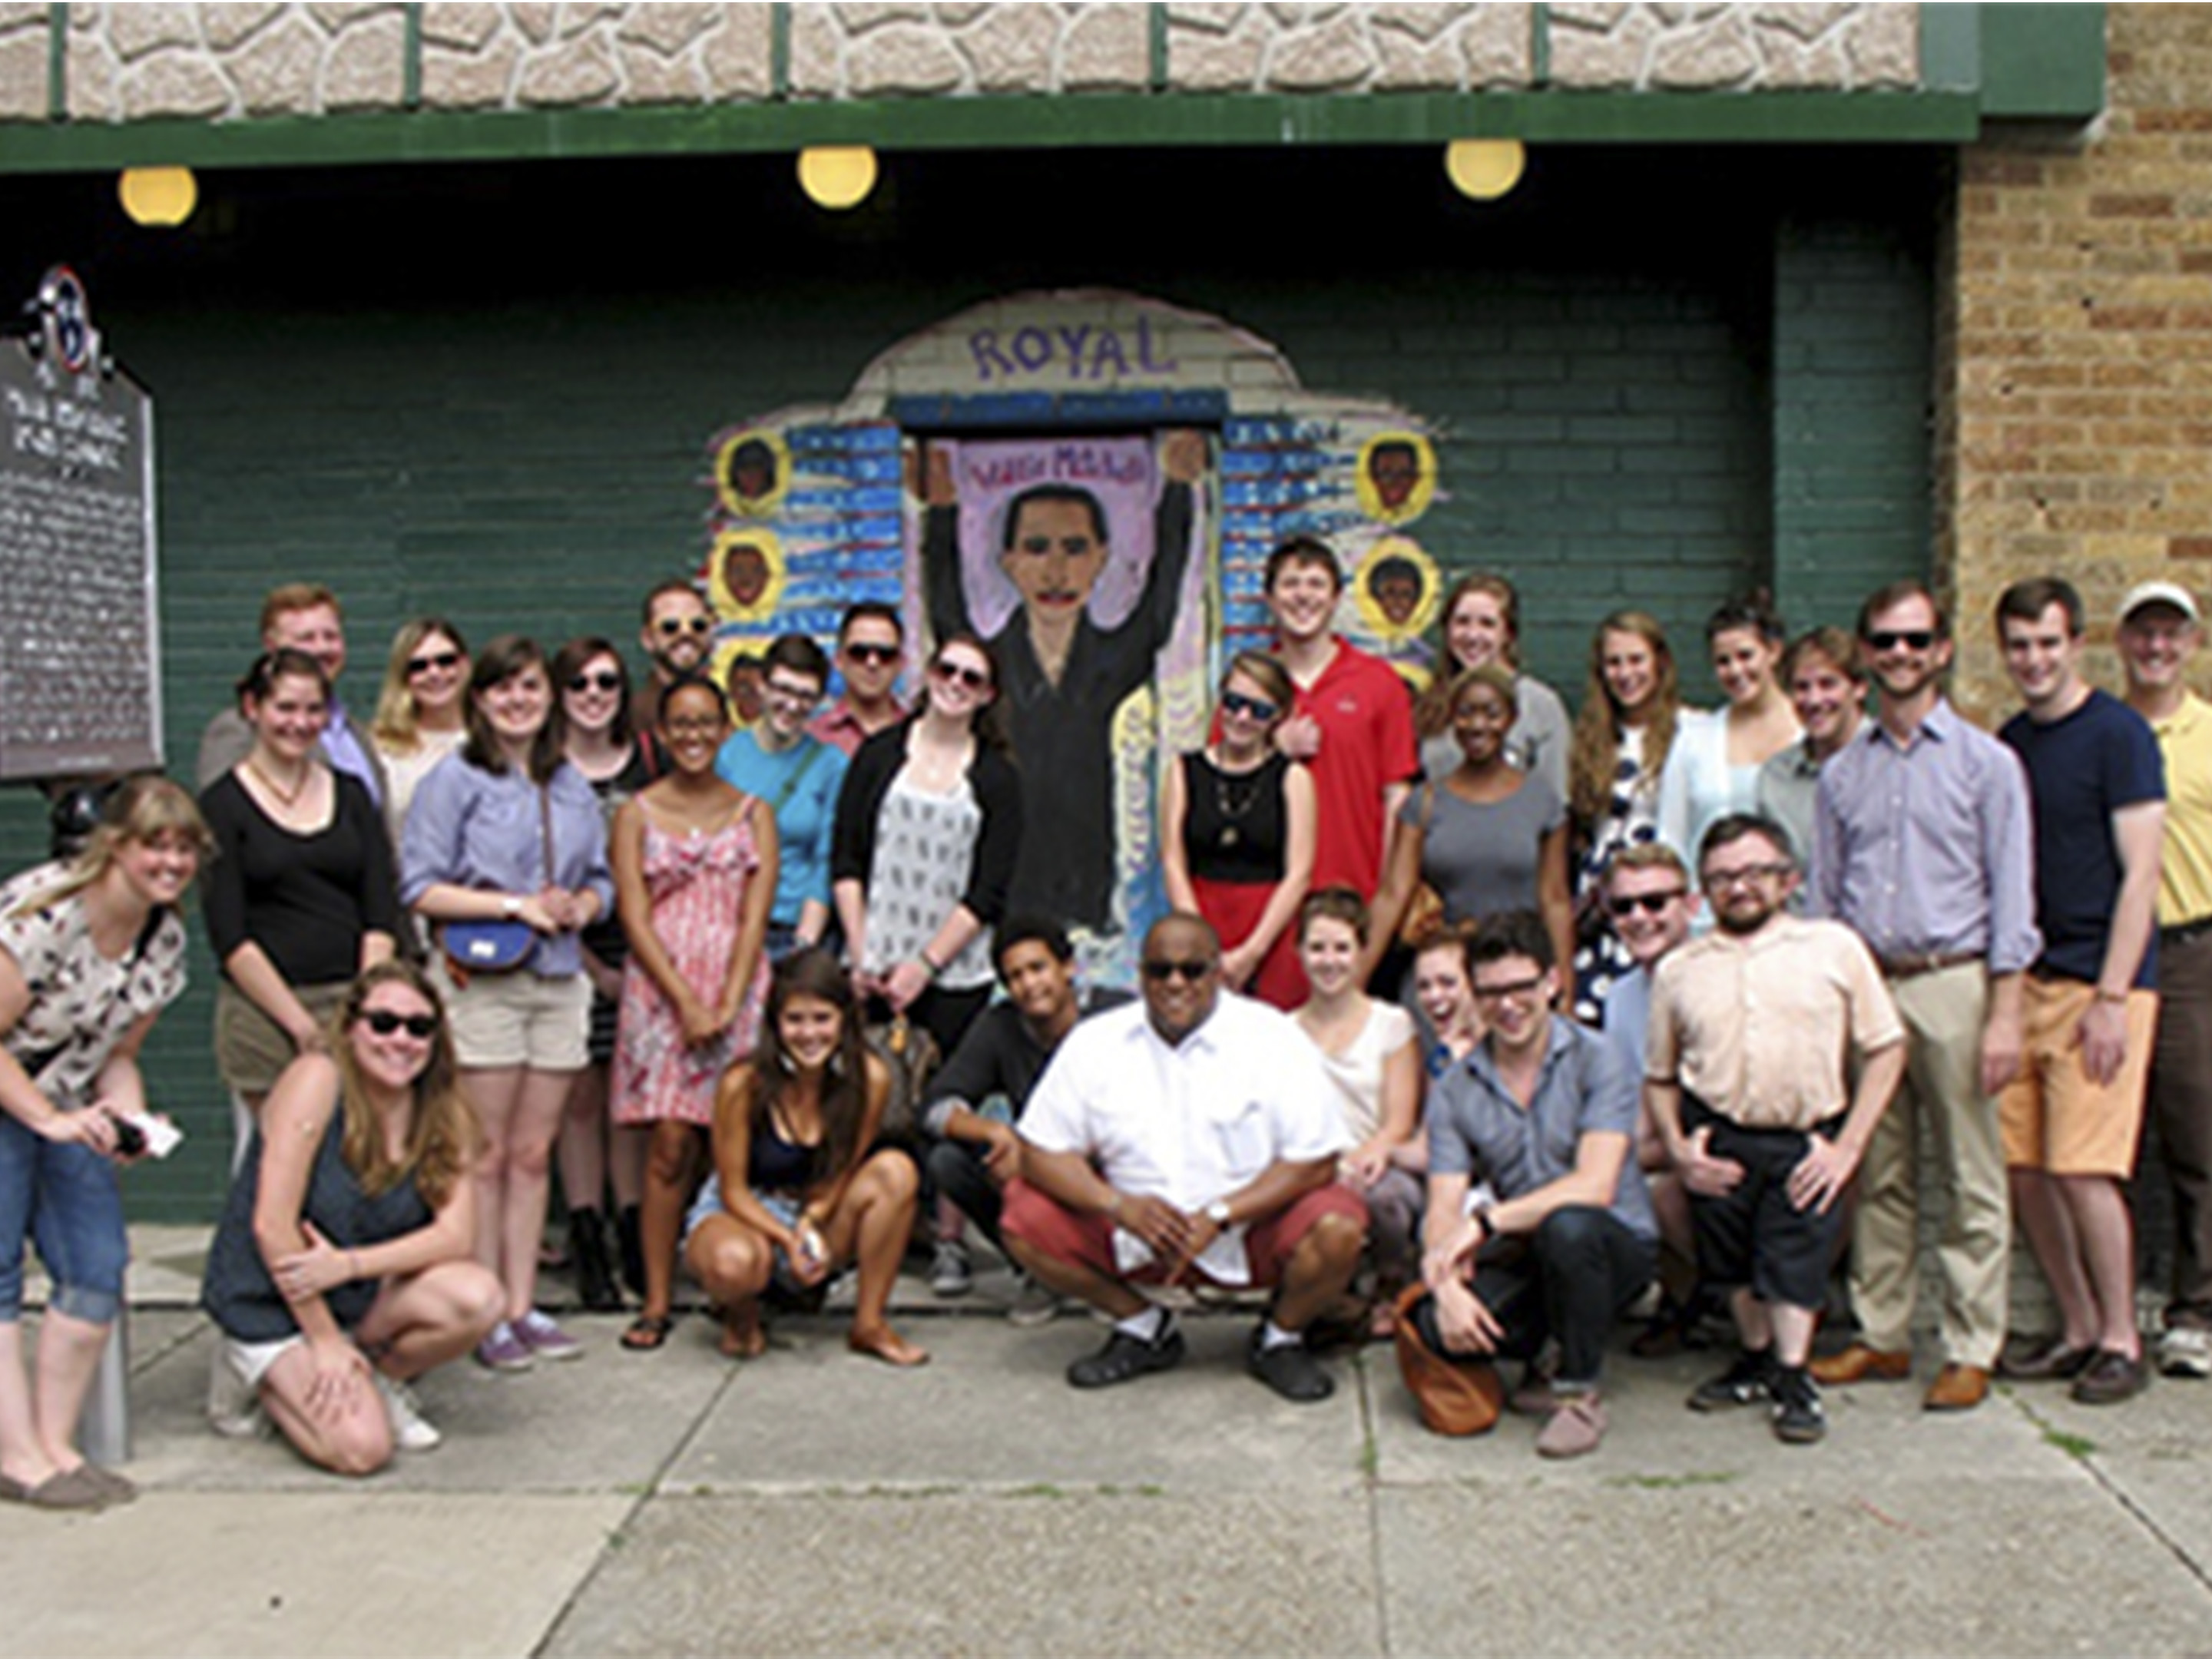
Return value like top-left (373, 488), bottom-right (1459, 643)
top-left (499, 895), bottom-right (524, 919)
top-left (1204, 1200), bottom-right (1233, 1228)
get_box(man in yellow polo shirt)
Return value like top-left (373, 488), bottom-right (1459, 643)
top-left (2119, 580), bottom-right (2212, 1379)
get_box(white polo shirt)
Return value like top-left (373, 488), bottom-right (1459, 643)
top-left (1021, 992), bottom-right (1348, 1284)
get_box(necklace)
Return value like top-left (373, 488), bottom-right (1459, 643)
top-left (1210, 750), bottom-right (1266, 849)
top-left (243, 757), bottom-right (310, 808)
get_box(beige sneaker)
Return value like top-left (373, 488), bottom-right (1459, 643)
top-left (1535, 1392), bottom-right (1606, 1459)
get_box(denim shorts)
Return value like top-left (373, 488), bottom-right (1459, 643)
top-left (0, 1111), bottom-right (127, 1325)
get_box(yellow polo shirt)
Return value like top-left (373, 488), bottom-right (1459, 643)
top-left (2148, 691), bottom-right (2212, 927)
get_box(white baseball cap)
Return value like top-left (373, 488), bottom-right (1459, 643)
top-left (2119, 579), bottom-right (2201, 624)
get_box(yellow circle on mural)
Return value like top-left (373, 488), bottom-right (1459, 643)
top-left (715, 427), bottom-right (792, 518)
top-left (708, 527), bottom-right (787, 623)
top-left (1354, 430), bottom-right (1436, 527)
top-left (1353, 536), bottom-right (1440, 642)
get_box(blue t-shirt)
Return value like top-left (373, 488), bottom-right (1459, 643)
top-left (714, 729), bottom-right (849, 929)
top-left (2001, 687), bottom-right (2165, 988)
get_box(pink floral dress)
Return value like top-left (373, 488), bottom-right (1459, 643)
top-left (611, 806), bottom-right (769, 1128)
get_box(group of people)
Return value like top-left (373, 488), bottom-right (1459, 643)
top-left (1, 523), bottom-right (2203, 1500)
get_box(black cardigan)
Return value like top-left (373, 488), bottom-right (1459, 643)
top-left (830, 719), bottom-right (1024, 927)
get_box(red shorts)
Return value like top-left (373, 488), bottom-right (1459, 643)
top-left (1002, 1177), bottom-right (1368, 1289)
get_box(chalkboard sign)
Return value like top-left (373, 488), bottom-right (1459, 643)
top-left (0, 274), bottom-right (161, 780)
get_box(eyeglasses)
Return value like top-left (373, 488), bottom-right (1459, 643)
top-left (764, 677), bottom-right (823, 705)
top-left (360, 1009), bottom-right (438, 1038)
top-left (1863, 629), bottom-right (1937, 652)
top-left (932, 659), bottom-right (992, 693)
top-left (1141, 957), bottom-right (1217, 983)
top-left (568, 671), bottom-right (622, 694)
top-left (657, 617), bottom-right (714, 637)
top-left (1220, 690), bottom-right (1279, 723)
top-left (1703, 862), bottom-right (1793, 890)
top-left (845, 641), bottom-right (900, 666)
top-left (406, 650), bottom-right (461, 677)
top-left (1607, 889), bottom-right (1686, 918)
top-left (1472, 975), bottom-right (1546, 1003)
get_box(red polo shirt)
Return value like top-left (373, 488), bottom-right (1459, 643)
top-left (1294, 637), bottom-right (1419, 899)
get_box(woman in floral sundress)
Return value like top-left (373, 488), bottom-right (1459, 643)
top-left (609, 674), bottom-right (776, 1352)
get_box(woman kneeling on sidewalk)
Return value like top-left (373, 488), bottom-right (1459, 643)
top-left (203, 962), bottom-right (502, 1473)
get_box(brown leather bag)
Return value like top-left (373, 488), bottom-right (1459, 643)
top-left (1392, 1283), bottom-right (1503, 1437)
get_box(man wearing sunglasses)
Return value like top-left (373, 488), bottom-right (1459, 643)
top-left (1002, 913), bottom-right (1367, 1402)
top-left (1805, 580), bottom-right (2038, 1414)
top-left (197, 582), bottom-right (389, 810)
top-left (808, 601), bottom-right (909, 758)
top-left (1648, 813), bottom-right (1904, 1445)
top-left (630, 579), bottom-right (716, 744)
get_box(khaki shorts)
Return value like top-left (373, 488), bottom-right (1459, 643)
top-left (215, 979), bottom-right (354, 1094)
top-left (433, 957), bottom-right (589, 1072)
top-left (1998, 977), bottom-right (2157, 1177)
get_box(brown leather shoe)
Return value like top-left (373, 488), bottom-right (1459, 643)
top-left (1809, 1343), bottom-right (1912, 1386)
top-left (1923, 1362), bottom-right (1991, 1412)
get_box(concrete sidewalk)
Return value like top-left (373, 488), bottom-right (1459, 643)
top-left (8, 1227), bottom-right (2212, 1657)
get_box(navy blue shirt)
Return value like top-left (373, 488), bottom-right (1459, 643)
top-left (2001, 688), bottom-right (2164, 989)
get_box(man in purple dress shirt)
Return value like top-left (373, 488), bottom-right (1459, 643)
top-left (195, 582), bottom-right (388, 808)
top-left (1807, 581), bottom-right (2039, 1413)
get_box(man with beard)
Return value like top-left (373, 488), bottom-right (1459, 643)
top-left (630, 579), bottom-right (716, 755)
top-left (1647, 813), bottom-right (1905, 1445)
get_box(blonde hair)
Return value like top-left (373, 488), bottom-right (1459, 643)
top-left (13, 777), bottom-right (210, 918)
top-left (326, 961), bottom-right (476, 1207)
top-left (372, 618), bottom-right (469, 752)
top-left (1568, 611), bottom-right (1681, 827)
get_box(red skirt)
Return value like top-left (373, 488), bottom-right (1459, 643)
top-left (1192, 875), bottom-right (1306, 1010)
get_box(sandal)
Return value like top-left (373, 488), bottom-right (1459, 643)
top-left (620, 1313), bottom-right (674, 1352)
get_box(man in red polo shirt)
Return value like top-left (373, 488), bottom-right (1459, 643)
top-left (1266, 535), bottom-right (1420, 905)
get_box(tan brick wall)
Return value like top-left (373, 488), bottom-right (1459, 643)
top-left (1941, 4), bottom-right (2212, 722)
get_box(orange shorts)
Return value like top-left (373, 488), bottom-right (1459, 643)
top-left (1998, 977), bottom-right (2157, 1177)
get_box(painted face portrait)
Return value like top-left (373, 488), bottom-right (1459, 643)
top-left (1367, 443), bottom-right (1420, 512)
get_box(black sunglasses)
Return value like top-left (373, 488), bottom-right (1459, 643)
top-left (932, 659), bottom-right (992, 692)
top-left (1863, 629), bottom-right (1937, 652)
top-left (657, 616), bottom-right (714, 637)
top-left (1141, 957), bottom-right (1217, 983)
top-left (406, 650), bottom-right (462, 677)
top-left (1608, 889), bottom-right (1686, 918)
top-left (360, 1009), bottom-right (439, 1038)
top-left (568, 671), bottom-right (623, 694)
top-left (845, 641), bottom-right (899, 665)
top-left (1220, 690), bottom-right (1279, 723)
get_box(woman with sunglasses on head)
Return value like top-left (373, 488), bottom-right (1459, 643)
top-left (548, 638), bottom-right (654, 1313)
top-left (1161, 651), bottom-right (1316, 1010)
top-left (1415, 575), bottom-right (1571, 803)
top-left (202, 650), bottom-right (401, 1128)
top-left (1566, 611), bottom-right (1684, 1023)
top-left (1368, 664), bottom-right (1575, 998)
top-left (1, 778), bottom-right (207, 1511)
top-left (202, 962), bottom-right (502, 1475)
top-left (611, 674), bottom-right (776, 1353)
top-left (370, 618), bottom-right (471, 853)
top-left (715, 633), bottom-right (850, 964)
top-left (831, 630), bottom-right (1022, 1061)
top-left (684, 948), bottom-right (924, 1366)
top-left (1655, 593), bottom-right (1800, 874)
top-left (402, 635), bottom-right (614, 1373)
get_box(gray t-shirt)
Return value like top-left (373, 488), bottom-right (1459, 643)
top-left (1429, 1015), bottom-right (1657, 1242)
top-left (1402, 770), bottom-right (1566, 924)
top-left (1419, 671), bottom-right (1571, 805)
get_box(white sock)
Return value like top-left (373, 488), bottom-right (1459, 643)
top-left (1116, 1306), bottom-right (1171, 1343)
top-left (1260, 1319), bottom-right (1303, 1352)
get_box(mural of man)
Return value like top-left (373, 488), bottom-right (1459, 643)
top-left (920, 429), bottom-right (1206, 932)
top-left (1368, 441), bottom-right (1421, 514)
top-left (1368, 555), bottom-right (1426, 632)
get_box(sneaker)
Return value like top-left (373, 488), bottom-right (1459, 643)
top-left (1007, 1272), bottom-right (1060, 1328)
top-left (476, 1321), bottom-right (535, 1373)
top-left (1771, 1368), bottom-right (1826, 1444)
top-left (1068, 1323), bottom-right (1186, 1389)
top-left (1535, 1392), bottom-right (1607, 1459)
top-left (207, 1344), bottom-right (269, 1439)
top-left (929, 1239), bottom-right (973, 1299)
top-left (2157, 1324), bottom-right (2212, 1379)
top-left (514, 1310), bottom-right (583, 1361)
top-left (372, 1372), bottom-right (442, 1452)
top-left (1688, 1348), bottom-right (1775, 1412)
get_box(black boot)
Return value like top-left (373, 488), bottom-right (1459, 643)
top-left (615, 1204), bottom-right (646, 1302)
top-left (572, 1207), bottom-right (621, 1313)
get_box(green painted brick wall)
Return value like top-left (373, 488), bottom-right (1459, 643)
top-left (0, 145), bottom-right (1938, 1220)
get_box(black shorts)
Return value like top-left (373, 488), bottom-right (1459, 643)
top-left (1683, 1094), bottom-right (1845, 1312)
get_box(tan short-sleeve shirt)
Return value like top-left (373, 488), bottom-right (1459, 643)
top-left (1647, 916), bottom-right (1902, 1131)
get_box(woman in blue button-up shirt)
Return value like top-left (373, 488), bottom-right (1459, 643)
top-left (402, 635), bottom-right (613, 1373)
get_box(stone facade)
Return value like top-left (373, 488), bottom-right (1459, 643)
top-left (1939, 3), bottom-right (2212, 719)
top-left (0, 2), bottom-right (1920, 119)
